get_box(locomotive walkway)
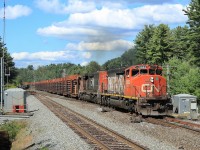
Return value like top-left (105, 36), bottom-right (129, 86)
top-left (35, 93), bottom-right (148, 150)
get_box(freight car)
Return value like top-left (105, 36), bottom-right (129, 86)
top-left (33, 64), bottom-right (173, 116)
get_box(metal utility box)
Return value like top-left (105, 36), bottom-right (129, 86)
top-left (4, 88), bottom-right (27, 113)
top-left (172, 94), bottom-right (198, 119)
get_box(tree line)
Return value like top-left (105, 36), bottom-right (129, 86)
top-left (1, 0), bottom-right (200, 99)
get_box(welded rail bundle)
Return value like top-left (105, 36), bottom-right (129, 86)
top-left (26, 64), bottom-right (173, 116)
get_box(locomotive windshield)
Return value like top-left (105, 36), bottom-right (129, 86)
top-left (140, 69), bottom-right (148, 74)
top-left (149, 69), bottom-right (155, 75)
top-left (156, 69), bottom-right (162, 75)
top-left (132, 69), bottom-right (139, 76)
top-left (131, 66), bottom-right (162, 76)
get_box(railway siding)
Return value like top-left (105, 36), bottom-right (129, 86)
top-left (146, 117), bottom-right (200, 134)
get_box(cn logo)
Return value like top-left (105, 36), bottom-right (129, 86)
top-left (141, 84), bottom-right (160, 92)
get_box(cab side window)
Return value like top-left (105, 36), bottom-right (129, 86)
top-left (126, 70), bottom-right (130, 78)
top-left (132, 69), bottom-right (139, 76)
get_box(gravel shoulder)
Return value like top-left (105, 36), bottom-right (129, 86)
top-left (26, 95), bottom-right (92, 150)
top-left (50, 95), bottom-right (200, 150)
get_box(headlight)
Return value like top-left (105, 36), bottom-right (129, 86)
top-left (150, 77), bottom-right (154, 82)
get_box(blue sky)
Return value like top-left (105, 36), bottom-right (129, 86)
top-left (0, 0), bottom-right (190, 68)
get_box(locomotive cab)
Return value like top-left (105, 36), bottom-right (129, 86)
top-left (124, 65), bottom-right (172, 116)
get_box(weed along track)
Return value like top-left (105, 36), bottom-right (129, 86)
top-left (35, 93), bottom-right (148, 150)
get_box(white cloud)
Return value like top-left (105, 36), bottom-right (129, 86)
top-left (68, 8), bottom-right (135, 29)
top-left (12, 51), bottom-right (75, 61)
top-left (133, 4), bottom-right (187, 24)
top-left (0, 5), bottom-right (32, 19)
top-left (92, 0), bottom-right (174, 5)
top-left (81, 61), bottom-right (89, 66)
top-left (12, 50), bottom-right (92, 68)
top-left (68, 4), bottom-right (187, 29)
top-left (37, 24), bottom-right (124, 42)
top-left (37, 25), bottom-right (99, 37)
top-left (35, 0), bottom-right (96, 14)
top-left (116, 0), bottom-right (174, 4)
top-left (36, 3), bottom-right (187, 42)
top-left (82, 52), bottom-right (92, 59)
top-left (66, 40), bottom-right (134, 51)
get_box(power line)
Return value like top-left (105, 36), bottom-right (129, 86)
top-left (3, 0), bottom-right (6, 46)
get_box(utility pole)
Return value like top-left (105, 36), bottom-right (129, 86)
top-left (166, 64), bottom-right (170, 94)
top-left (5, 67), bottom-right (10, 90)
top-left (1, 0), bottom-right (6, 110)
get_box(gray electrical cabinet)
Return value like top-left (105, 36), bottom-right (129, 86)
top-left (172, 94), bottom-right (198, 119)
top-left (4, 88), bottom-right (27, 113)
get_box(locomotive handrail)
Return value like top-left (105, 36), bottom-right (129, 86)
top-left (131, 85), bottom-right (141, 98)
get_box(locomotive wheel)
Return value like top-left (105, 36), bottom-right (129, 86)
top-left (107, 97), bottom-right (111, 108)
top-left (100, 96), bottom-right (104, 106)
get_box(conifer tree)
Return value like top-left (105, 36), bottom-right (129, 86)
top-left (184, 0), bottom-right (200, 67)
top-left (170, 26), bottom-right (190, 59)
top-left (134, 25), bottom-right (155, 64)
top-left (148, 24), bottom-right (172, 65)
top-left (0, 37), bottom-right (17, 82)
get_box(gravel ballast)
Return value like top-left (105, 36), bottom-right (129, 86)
top-left (50, 95), bottom-right (200, 150)
top-left (27, 93), bottom-right (200, 150)
top-left (26, 95), bottom-right (92, 150)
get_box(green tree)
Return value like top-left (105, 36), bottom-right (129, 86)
top-left (102, 48), bottom-right (138, 70)
top-left (0, 37), bottom-right (17, 83)
top-left (165, 58), bottom-right (200, 100)
top-left (184, 0), bottom-right (200, 67)
top-left (148, 24), bottom-right (172, 65)
top-left (121, 48), bottom-right (138, 66)
top-left (134, 25), bottom-right (155, 63)
top-left (27, 65), bottom-right (34, 70)
top-left (102, 57), bottom-right (122, 70)
top-left (85, 61), bottom-right (101, 74)
top-left (170, 26), bottom-right (190, 59)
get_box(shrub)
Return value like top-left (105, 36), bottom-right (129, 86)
top-left (0, 120), bottom-right (27, 141)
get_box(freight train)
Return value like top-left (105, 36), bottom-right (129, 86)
top-left (29, 64), bottom-right (173, 116)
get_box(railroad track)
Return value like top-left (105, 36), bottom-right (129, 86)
top-left (165, 117), bottom-right (200, 128)
top-left (146, 117), bottom-right (200, 134)
top-left (35, 93), bottom-right (148, 150)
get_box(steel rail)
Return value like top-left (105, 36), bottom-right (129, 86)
top-left (146, 118), bottom-right (200, 134)
top-left (35, 93), bottom-right (148, 150)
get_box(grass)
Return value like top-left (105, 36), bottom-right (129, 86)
top-left (0, 120), bottom-right (27, 141)
top-left (40, 147), bottom-right (49, 150)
